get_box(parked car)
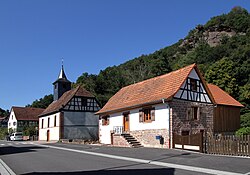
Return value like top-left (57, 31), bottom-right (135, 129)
top-left (10, 132), bottom-right (23, 141)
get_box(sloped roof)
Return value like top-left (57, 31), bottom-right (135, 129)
top-left (12, 107), bottom-right (44, 121)
top-left (53, 65), bottom-right (71, 84)
top-left (96, 64), bottom-right (214, 115)
top-left (39, 86), bottom-right (94, 117)
top-left (207, 84), bottom-right (243, 107)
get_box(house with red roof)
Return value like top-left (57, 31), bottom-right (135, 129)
top-left (96, 64), bottom-right (243, 149)
top-left (8, 106), bottom-right (44, 133)
top-left (38, 65), bottom-right (100, 141)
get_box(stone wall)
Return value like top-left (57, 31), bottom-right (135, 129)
top-left (169, 99), bottom-right (214, 136)
top-left (113, 134), bottom-right (131, 147)
top-left (130, 129), bottom-right (169, 148)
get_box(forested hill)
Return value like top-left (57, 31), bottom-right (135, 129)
top-left (75, 6), bottom-right (249, 113)
top-left (29, 7), bottom-right (249, 118)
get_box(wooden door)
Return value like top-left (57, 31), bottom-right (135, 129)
top-left (47, 130), bottom-right (50, 141)
top-left (123, 113), bottom-right (129, 132)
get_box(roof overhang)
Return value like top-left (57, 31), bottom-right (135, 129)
top-left (95, 98), bottom-right (171, 116)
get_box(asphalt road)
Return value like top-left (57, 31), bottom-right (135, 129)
top-left (0, 140), bottom-right (249, 175)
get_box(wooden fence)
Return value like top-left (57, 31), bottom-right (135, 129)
top-left (207, 135), bottom-right (250, 157)
top-left (173, 133), bottom-right (203, 152)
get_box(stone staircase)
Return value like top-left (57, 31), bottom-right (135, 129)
top-left (121, 133), bottom-right (143, 148)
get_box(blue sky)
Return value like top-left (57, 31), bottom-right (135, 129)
top-left (0, 0), bottom-right (250, 110)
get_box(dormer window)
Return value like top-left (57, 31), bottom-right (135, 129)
top-left (190, 78), bottom-right (197, 91)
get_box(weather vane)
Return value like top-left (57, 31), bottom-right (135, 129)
top-left (61, 57), bottom-right (64, 67)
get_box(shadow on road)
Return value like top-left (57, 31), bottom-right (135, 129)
top-left (0, 146), bottom-right (46, 156)
top-left (22, 168), bottom-right (175, 175)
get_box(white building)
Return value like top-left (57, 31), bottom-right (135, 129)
top-left (38, 65), bottom-right (100, 141)
top-left (8, 106), bottom-right (44, 133)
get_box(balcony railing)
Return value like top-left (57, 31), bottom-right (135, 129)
top-left (113, 126), bottom-right (123, 134)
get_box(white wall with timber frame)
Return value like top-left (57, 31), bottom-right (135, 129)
top-left (174, 69), bottom-right (212, 103)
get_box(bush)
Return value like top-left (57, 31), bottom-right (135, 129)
top-left (236, 127), bottom-right (250, 136)
top-left (0, 127), bottom-right (8, 140)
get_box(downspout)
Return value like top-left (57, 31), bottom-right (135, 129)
top-left (162, 98), bottom-right (172, 149)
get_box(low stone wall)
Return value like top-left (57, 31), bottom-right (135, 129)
top-left (130, 129), bottom-right (170, 148)
top-left (113, 134), bottom-right (131, 147)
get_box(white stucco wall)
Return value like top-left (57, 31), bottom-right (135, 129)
top-left (99, 103), bottom-right (169, 144)
top-left (39, 112), bottom-right (60, 141)
top-left (8, 109), bottom-right (17, 132)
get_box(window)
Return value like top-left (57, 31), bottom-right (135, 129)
top-left (54, 115), bottom-right (57, 127)
top-left (182, 130), bottom-right (189, 136)
top-left (102, 115), bottom-right (109, 126)
top-left (190, 78), bottom-right (197, 91)
top-left (12, 115), bottom-right (13, 120)
top-left (81, 98), bottom-right (87, 106)
top-left (41, 119), bottom-right (44, 128)
top-left (48, 118), bottom-right (50, 128)
top-left (54, 84), bottom-right (57, 89)
top-left (139, 107), bottom-right (155, 123)
top-left (187, 107), bottom-right (199, 120)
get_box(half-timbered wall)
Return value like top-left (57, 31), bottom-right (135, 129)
top-left (213, 105), bottom-right (240, 133)
top-left (174, 69), bottom-right (211, 103)
top-left (63, 96), bottom-right (100, 112)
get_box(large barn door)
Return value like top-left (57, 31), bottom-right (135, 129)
top-left (173, 132), bottom-right (203, 152)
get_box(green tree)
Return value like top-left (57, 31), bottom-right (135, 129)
top-left (27, 94), bottom-right (53, 109)
top-left (0, 128), bottom-right (8, 140)
top-left (205, 58), bottom-right (239, 97)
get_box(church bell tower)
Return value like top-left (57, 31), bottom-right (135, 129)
top-left (53, 64), bottom-right (71, 101)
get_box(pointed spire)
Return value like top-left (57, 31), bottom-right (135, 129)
top-left (58, 58), bottom-right (67, 79)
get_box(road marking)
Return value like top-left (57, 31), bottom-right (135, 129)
top-left (0, 159), bottom-right (16, 175)
top-left (35, 144), bottom-right (245, 175)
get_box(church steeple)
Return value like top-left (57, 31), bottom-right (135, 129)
top-left (53, 63), bottom-right (71, 101)
top-left (58, 65), bottom-right (67, 79)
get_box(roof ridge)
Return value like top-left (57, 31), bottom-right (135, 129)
top-left (97, 63), bottom-right (197, 115)
top-left (122, 63), bottom-right (196, 90)
top-left (12, 106), bottom-right (45, 110)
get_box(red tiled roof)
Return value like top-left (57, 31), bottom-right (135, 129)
top-left (96, 64), bottom-right (211, 115)
top-left (12, 106), bottom-right (44, 121)
top-left (207, 84), bottom-right (243, 107)
top-left (39, 86), bottom-right (94, 117)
